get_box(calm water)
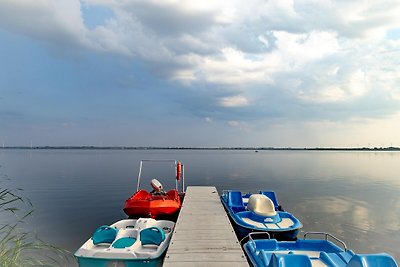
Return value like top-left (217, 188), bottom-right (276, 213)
top-left (0, 149), bottom-right (399, 265)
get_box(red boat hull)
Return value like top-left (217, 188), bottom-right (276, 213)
top-left (123, 189), bottom-right (181, 218)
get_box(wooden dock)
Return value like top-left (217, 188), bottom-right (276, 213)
top-left (163, 186), bottom-right (248, 266)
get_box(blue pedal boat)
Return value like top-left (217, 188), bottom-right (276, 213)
top-left (74, 218), bottom-right (174, 267)
top-left (243, 232), bottom-right (398, 267)
top-left (221, 190), bottom-right (302, 240)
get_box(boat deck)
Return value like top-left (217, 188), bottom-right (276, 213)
top-left (163, 186), bottom-right (248, 266)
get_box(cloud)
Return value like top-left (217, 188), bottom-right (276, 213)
top-left (219, 95), bottom-right (249, 107)
top-left (0, 0), bottom-right (89, 48)
top-left (1, 0), bottom-right (400, 127)
top-left (118, 1), bottom-right (221, 36)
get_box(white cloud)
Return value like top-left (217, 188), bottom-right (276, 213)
top-left (273, 30), bottom-right (339, 66)
top-left (219, 95), bottom-right (249, 107)
top-left (348, 70), bottom-right (369, 97)
top-left (298, 85), bottom-right (347, 103)
top-left (0, 0), bottom-right (89, 48)
top-left (297, 69), bottom-right (371, 103)
top-left (171, 69), bottom-right (197, 83)
top-left (198, 47), bottom-right (274, 85)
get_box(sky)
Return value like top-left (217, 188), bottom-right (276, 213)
top-left (1, 0), bottom-right (400, 147)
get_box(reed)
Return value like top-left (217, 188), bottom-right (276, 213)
top-left (0, 186), bottom-right (71, 266)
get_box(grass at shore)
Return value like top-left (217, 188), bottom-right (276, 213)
top-left (0, 186), bottom-right (71, 266)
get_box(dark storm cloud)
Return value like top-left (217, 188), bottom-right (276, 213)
top-left (120, 1), bottom-right (220, 37)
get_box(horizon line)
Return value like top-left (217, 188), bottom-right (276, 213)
top-left (1, 146), bottom-right (399, 151)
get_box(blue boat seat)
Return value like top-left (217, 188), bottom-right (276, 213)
top-left (338, 252), bottom-right (353, 263)
top-left (91, 225), bottom-right (118, 245)
top-left (346, 254), bottom-right (398, 267)
top-left (259, 191), bottom-right (279, 209)
top-left (140, 227), bottom-right (165, 246)
top-left (228, 191), bottom-right (245, 212)
top-left (112, 237), bottom-right (137, 248)
top-left (260, 251), bottom-right (273, 266)
top-left (269, 254), bottom-right (312, 267)
top-left (320, 252), bottom-right (345, 267)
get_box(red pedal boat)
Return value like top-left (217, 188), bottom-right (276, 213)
top-left (123, 160), bottom-right (185, 219)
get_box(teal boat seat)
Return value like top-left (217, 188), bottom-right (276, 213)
top-left (112, 237), bottom-right (137, 248)
top-left (140, 227), bottom-right (165, 246)
top-left (92, 226), bottom-right (118, 245)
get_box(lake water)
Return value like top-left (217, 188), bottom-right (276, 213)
top-left (0, 149), bottom-right (399, 265)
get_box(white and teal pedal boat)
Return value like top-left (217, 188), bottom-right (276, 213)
top-left (75, 218), bottom-right (174, 267)
top-left (221, 190), bottom-right (302, 241)
top-left (243, 232), bottom-right (398, 267)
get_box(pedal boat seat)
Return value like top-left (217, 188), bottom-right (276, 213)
top-left (140, 227), bottom-right (165, 246)
top-left (247, 194), bottom-right (277, 217)
top-left (112, 237), bottom-right (137, 248)
top-left (91, 226), bottom-right (118, 245)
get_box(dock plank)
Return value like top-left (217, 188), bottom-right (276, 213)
top-left (163, 186), bottom-right (248, 266)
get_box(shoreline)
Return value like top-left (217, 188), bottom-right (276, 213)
top-left (1, 146), bottom-right (399, 151)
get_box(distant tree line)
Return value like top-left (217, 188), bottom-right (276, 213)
top-left (1, 146), bottom-right (399, 151)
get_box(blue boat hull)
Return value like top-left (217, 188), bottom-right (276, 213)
top-left (221, 190), bottom-right (302, 241)
top-left (233, 221), bottom-right (299, 241)
top-left (221, 197), bottom-right (299, 241)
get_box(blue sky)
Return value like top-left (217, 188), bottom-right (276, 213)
top-left (1, 0), bottom-right (400, 147)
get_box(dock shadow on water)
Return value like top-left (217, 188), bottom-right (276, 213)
top-left (0, 168), bottom-right (72, 267)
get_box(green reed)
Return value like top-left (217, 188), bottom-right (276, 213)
top-left (0, 186), bottom-right (71, 267)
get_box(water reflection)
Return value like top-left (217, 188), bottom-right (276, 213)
top-left (293, 192), bottom-right (400, 260)
top-left (298, 197), bottom-right (372, 232)
top-left (351, 204), bottom-right (371, 233)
